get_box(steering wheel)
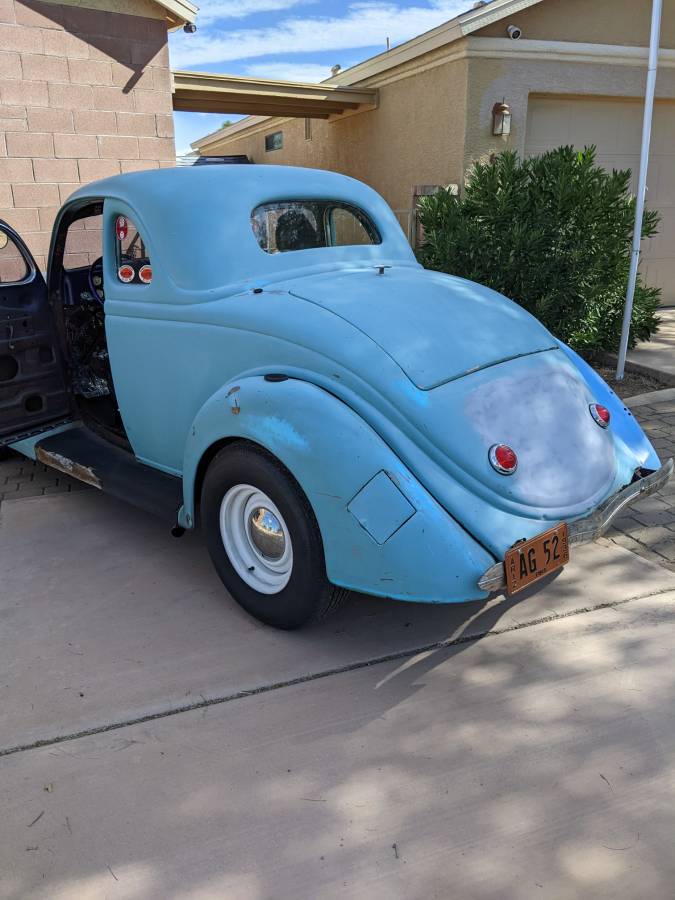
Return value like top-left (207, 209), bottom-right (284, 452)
top-left (88, 256), bottom-right (105, 304)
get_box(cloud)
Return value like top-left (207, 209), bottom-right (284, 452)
top-left (242, 61), bottom-right (335, 82)
top-left (196, 0), bottom-right (314, 25)
top-left (170, 0), bottom-right (472, 68)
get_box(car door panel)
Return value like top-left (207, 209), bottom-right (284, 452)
top-left (0, 221), bottom-right (72, 444)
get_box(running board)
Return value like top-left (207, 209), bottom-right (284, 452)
top-left (35, 426), bottom-right (183, 523)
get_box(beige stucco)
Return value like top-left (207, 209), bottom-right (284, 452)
top-left (477, 0), bottom-right (675, 50)
top-left (198, 0), bottom-right (675, 229)
top-left (464, 53), bottom-right (675, 171)
top-left (210, 52), bottom-right (469, 216)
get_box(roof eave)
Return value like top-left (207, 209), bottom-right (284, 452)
top-left (189, 0), bottom-right (545, 148)
top-left (157, 0), bottom-right (198, 28)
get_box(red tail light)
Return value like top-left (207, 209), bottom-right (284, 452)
top-left (489, 443), bottom-right (518, 475)
top-left (117, 264), bottom-right (134, 283)
top-left (590, 403), bottom-right (610, 428)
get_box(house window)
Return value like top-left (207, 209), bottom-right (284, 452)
top-left (265, 131), bottom-right (283, 152)
top-left (304, 118), bottom-right (312, 141)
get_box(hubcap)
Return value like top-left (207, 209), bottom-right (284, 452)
top-left (248, 507), bottom-right (286, 560)
top-left (219, 484), bottom-right (293, 594)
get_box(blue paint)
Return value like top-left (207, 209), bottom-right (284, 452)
top-left (9, 421), bottom-right (79, 459)
top-left (287, 267), bottom-right (557, 390)
top-left (180, 375), bottom-right (494, 602)
top-left (347, 470), bottom-right (416, 545)
top-left (8, 164), bottom-right (666, 604)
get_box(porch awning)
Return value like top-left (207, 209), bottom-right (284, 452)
top-left (172, 71), bottom-right (378, 119)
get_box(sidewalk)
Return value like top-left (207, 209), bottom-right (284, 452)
top-left (604, 396), bottom-right (675, 570)
top-left (628, 306), bottom-right (675, 379)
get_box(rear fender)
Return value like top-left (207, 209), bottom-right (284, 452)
top-left (558, 343), bottom-right (661, 471)
top-left (180, 376), bottom-right (494, 602)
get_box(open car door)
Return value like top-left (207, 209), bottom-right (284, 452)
top-left (0, 221), bottom-right (71, 445)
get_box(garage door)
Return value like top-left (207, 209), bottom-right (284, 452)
top-left (525, 96), bottom-right (675, 305)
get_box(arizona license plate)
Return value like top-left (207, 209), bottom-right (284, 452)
top-left (504, 523), bottom-right (570, 596)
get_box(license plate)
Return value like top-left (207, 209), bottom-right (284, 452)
top-left (504, 523), bottom-right (569, 596)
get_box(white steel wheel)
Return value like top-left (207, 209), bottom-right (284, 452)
top-left (219, 483), bottom-right (293, 594)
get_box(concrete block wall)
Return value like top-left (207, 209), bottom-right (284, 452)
top-left (0, 0), bottom-right (175, 271)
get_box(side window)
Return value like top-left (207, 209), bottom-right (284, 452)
top-left (0, 229), bottom-right (30, 283)
top-left (63, 212), bottom-right (103, 270)
top-left (327, 207), bottom-right (375, 247)
top-left (114, 215), bottom-right (152, 285)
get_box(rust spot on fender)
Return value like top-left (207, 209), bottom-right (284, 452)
top-left (36, 447), bottom-right (101, 488)
top-left (227, 385), bottom-right (241, 415)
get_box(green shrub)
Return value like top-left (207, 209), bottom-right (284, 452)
top-left (417, 147), bottom-right (661, 353)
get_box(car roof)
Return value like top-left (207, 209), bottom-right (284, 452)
top-left (68, 165), bottom-right (416, 293)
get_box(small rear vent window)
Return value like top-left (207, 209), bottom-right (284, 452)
top-left (115, 215), bottom-right (152, 285)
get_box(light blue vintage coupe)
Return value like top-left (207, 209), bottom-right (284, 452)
top-left (0, 165), bottom-right (671, 628)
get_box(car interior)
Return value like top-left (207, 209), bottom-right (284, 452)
top-left (51, 200), bottom-right (138, 447)
top-left (252, 200), bottom-right (380, 254)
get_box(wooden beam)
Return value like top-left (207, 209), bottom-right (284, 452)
top-left (173, 97), bottom-right (334, 118)
top-left (173, 92), bottom-right (354, 112)
top-left (172, 70), bottom-right (377, 118)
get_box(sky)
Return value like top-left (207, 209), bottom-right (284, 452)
top-left (169, 0), bottom-right (475, 154)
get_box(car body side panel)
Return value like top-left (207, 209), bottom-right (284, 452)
top-left (103, 288), bottom-right (661, 564)
top-left (180, 376), bottom-right (494, 603)
top-left (91, 173), bottom-right (662, 587)
top-left (101, 290), bottom-right (411, 475)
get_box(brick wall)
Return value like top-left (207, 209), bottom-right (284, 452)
top-left (0, 0), bottom-right (175, 271)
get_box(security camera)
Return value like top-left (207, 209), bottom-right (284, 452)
top-left (507, 24), bottom-right (522, 40)
top-left (183, 22), bottom-right (197, 33)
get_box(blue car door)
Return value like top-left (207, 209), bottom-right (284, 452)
top-left (0, 221), bottom-right (72, 444)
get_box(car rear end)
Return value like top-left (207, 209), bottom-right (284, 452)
top-left (410, 344), bottom-right (671, 596)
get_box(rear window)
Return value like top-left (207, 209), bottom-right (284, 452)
top-left (252, 201), bottom-right (380, 254)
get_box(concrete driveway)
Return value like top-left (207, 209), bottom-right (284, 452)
top-left (3, 469), bottom-right (675, 897)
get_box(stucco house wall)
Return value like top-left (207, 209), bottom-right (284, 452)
top-left (464, 57), bottom-right (675, 172)
top-left (217, 52), bottom-right (469, 217)
top-left (202, 0), bottom-right (675, 216)
top-left (0, 0), bottom-right (175, 271)
top-left (477, 0), bottom-right (675, 48)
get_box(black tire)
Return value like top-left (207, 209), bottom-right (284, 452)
top-left (201, 442), bottom-right (347, 629)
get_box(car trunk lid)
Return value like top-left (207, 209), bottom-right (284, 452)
top-left (288, 266), bottom-right (557, 390)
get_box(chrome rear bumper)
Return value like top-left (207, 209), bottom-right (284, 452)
top-left (477, 458), bottom-right (674, 593)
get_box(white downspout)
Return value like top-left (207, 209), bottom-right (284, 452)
top-left (616, 0), bottom-right (663, 380)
